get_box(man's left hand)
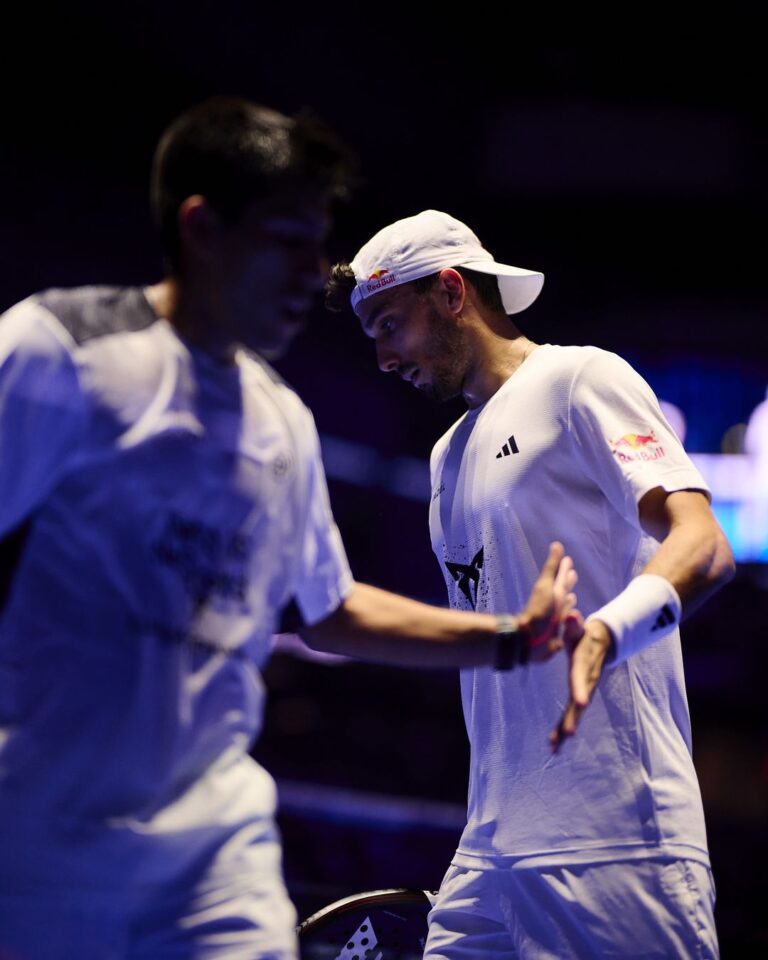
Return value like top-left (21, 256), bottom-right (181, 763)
top-left (549, 619), bottom-right (613, 751)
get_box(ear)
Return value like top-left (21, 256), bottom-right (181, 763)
top-left (437, 268), bottom-right (467, 315)
top-left (177, 195), bottom-right (222, 264)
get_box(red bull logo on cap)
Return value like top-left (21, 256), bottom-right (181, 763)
top-left (608, 430), bottom-right (666, 463)
top-left (364, 266), bottom-right (398, 295)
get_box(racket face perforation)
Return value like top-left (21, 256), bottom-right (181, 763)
top-left (298, 889), bottom-right (432, 960)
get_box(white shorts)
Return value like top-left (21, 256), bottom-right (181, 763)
top-left (424, 858), bottom-right (718, 959)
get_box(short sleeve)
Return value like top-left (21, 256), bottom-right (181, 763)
top-left (0, 299), bottom-right (87, 536)
top-left (292, 413), bottom-right (353, 626)
top-left (568, 350), bottom-right (709, 525)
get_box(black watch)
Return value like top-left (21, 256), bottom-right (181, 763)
top-left (494, 614), bottom-right (530, 671)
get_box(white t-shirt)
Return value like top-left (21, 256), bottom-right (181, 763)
top-left (0, 288), bottom-right (353, 892)
top-left (429, 344), bottom-right (711, 869)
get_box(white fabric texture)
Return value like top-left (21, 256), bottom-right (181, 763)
top-left (429, 344), bottom-right (711, 870)
top-left (424, 858), bottom-right (718, 959)
top-left (0, 289), bottom-right (352, 951)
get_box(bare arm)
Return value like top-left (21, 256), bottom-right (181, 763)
top-left (302, 581), bottom-right (499, 667)
top-left (301, 542), bottom-right (580, 669)
top-left (552, 488), bottom-right (735, 749)
top-left (638, 487), bottom-right (735, 613)
top-left (270, 632), bottom-right (351, 664)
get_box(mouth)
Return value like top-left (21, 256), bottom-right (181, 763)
top-left (401, 366), bottom-right (420, 385)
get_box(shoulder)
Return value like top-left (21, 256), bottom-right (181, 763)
top-left (562, 346), bottom-right (657, 407)
top-left (239, 349), bottom-right (317, 436)
top-left (0, 295), bottom-right (79, 374)
top-left (31, 286), bottom-right (157, 344)
top-left (568, 344), bottom-right (642, 380)
top-left (523, 344), bottom-right (652, 405)
top-left (1, 286), bottom-right (158, 363)
top-left (529, 343), bottom-right (631, 380)
top-left (0, 296), bottom-right (89, 411)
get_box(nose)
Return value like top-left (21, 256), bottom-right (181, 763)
top-left (375, 340), bottom-right (399, 373)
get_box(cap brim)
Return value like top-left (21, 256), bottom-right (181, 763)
top-left (457, 258), bottom-right (544, 315)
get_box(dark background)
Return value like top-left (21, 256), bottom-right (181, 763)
top-left (1, 6), bottom-right (765, 954)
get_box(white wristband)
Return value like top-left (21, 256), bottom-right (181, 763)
top-left (587, 574), bottom-right (682, 665)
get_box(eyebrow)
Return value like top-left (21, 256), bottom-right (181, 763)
top-left (361, 301), bottom-right (389, 336)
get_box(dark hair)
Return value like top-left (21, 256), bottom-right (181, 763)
top-left (151, 97), bottom-right (354, 272)
top-left (325, 262), bottom-right (504, 313)
top-left (325, 262), bottom-right (357, 312)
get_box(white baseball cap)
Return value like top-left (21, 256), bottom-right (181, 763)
top-left (349, 209), bottom-right (544, 316)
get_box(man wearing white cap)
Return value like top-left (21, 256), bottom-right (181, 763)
top-left (327, 210), bottom-right (735, 959)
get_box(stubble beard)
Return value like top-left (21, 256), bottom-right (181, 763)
top-left (419, 305), bottom-right (470, 403)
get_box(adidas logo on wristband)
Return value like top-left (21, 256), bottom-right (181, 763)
top-left (651, 604), bottom-right (676, 632)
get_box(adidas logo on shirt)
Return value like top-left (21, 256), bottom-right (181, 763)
top-left (495, 435), bottom-right (519, 458)
top-left (651, 604), bottom-right (676, 632)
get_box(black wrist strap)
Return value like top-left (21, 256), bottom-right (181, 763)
top-left (494, 614), bottom-right (529, 670)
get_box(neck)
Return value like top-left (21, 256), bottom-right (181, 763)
top-left (462, 316), bottom-right (537, 409)
top-left (144, 277), bottom-right (237, 364)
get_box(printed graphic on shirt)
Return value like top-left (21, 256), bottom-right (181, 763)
top-left (445, 546), bottom-right (484, 610)
top-left (495, 435), bottom-right (520, 459)
top-left (432, 480), bottom-right (446, 502)
top-left (272, 450), bottom-right (293, 478)
top-left (152, 510), bottom-right (250, 609)
top-left (608, 430), bottom-right (666, 463)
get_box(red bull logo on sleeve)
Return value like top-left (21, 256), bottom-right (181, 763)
top-left (364, 266), bottom-right (398, 295)
top-left (608, 430), bottom-right (666, 463)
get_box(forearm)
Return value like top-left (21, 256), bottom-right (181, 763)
top-left (301, 581), bottom-right (499, 668)
top-left (270, 632), bottom-right (351, 665)
top-left (643, 516), bottom-right (735, 618)
top-left (588, 492), bottom-right (735, 664)
top-left (552, 488), bottom-right (734, 747)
